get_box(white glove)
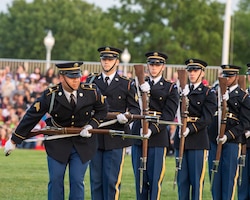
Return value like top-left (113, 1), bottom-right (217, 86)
top-left (217, 135), bottom-right (227, 144)
top-left (179, 127), bottom-right (190, 138)
top-left (4, 139), bottom-right (16, 156)
top-left (182, 84), bottom-right (190, 96)
top-left (245, 131), bottom-right (250, 139)
top-left (140, 128), bottom-right (152, 139)
top-left (117, 113), bottom-right (128, 124)
top-left (80, 125), bottom-right (93, 138)
top-left (140, 82), bottom-right (150, 93)
top-left (222, 90), bottom-right (229, 101)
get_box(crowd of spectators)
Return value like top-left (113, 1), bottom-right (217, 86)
top-left (0, 65), bottom-right (182, 154)
top-left (0, 65), bottom-right (59, 150)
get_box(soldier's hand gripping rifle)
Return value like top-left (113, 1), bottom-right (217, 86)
top-left (134, 64), bottom-right (150, 194)
top-left (210, 77), bottom-right (228, 189)
top-left (173, 69), bottom-right (188, 189)
top-left (238, 75), bottom-right (247, 186)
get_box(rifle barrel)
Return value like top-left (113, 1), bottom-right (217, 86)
top-left (27, 127), bottom-right (124, 139)
top-left (134, 64), bottom-right (149, 194)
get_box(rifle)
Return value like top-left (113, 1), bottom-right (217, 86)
top-left (134, 64), bottom-right (150, 194)
top-left (238, 75), bottom-right (247, 186)
top-left (27, 126), bottom-right (132, 139)
top-left (173, 69), bottom-right (188, 189)
top-left (210, 77), bottom-right (228, 189)
top-left (106, 112), bottom-right (182, 126)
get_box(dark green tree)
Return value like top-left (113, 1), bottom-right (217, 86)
top-left (108, 0), bottom-right (225, 65)
top-left (0, 0), bottom-right (122, 61)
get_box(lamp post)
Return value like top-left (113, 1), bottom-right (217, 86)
top-left (121, 48), bottom-right (131, 77)
top-left (44, 30), bottom-right (55, 71)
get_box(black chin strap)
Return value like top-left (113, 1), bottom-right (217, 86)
top-left (102, 59), bottom-right (118, 73)
top-left (63, 76), bottom-right (74, 92)
top-left (194, 70), bottom-right (203, 84)
top-left (228, 76), bottom-right (237, 88)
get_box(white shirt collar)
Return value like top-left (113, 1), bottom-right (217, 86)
top-left (150, 76), bottom-right (162, 85)
top-left (190, 82), bottom-right (201, 90)
top-left (63, 89), bottom-right (77, 102)
top-left (228, 84), bottom-right (238, 93)
top-left (102, 72), bottom-right (116, 83)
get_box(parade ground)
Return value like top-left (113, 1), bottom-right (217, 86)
top-left (0, 149), bottom-right (218, 199)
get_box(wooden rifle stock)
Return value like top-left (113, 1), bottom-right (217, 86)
top-left (210, 77), bottom-right (228, 188)
top-left (134, 64), bottom-right (149, 193)
top-left (238, 75), bottom-right (246, 92)
top-left (177, 69), bottom-right (188, 170)
top-left (215, 77), bottom-right (228, 165)
top-left (27, 127), bottom-right (119, 139)
top-left (173, 69), bottom-right (188, 189)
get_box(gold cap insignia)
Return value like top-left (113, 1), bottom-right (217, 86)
top-left (74, 63), bottom-right (79, 67)
top-left (105, 47), bottom-right (111, 51)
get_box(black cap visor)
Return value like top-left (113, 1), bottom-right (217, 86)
top-left (186, 66), bottom-right (203, 71)
top-left (147, 58), bottom-right (164, 65)
top-left (60, 70), bottom-right (82, 78)
top-left (222, 72), bottom-right (237, 77)
top-left (100, 53), bottom-right (118, 60)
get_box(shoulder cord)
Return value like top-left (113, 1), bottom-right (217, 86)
top-left (48, 92), bottom-right (56, 114)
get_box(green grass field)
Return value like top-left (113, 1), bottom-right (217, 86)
top-left (0, 149), bottom-right (215, 199)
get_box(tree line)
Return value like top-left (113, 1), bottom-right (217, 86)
top-left (0, 0), bottom-right (249, 72)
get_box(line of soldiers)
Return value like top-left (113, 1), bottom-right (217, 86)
top-left (3, 45), bottom-right (250, 200)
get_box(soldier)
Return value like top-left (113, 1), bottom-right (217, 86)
top-left (4, 62), bottom-right (108, 200)
top-left (132, 51), bottom-right (179, 199)
top-left (211, 64), bottom-right (250, 200)
top-left (174, 59), bottom-right (217, 200)
top-left (237, 63), bottom-right (250, 200)
top-left (88, 46), bottom-right (140, 200)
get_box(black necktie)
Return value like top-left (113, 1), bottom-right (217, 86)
top-left (150, 80), bottom-right (154, 87)
top-left (190, 84), bottom-right (194, 91)
top-left (70, 94), bottom-right (76, 109)
top-left (105, 77), bottom-right (109, 86)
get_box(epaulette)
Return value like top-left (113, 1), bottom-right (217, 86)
top-left (241, 89), bottom-right (248, 102)
top-left (46, 85), bottom-right (59, 96)
top-left (120, 75), bottom-right (130, 81)
top-left (205, 86), bottom-right (211, 96)
top-left (81, 83), bottom-right (96, 90)
top-left (169, 82), bottom-right (176, 92)
top-left (88, 72), bottom-right (100, 78)
top-left (164, 78), bottom-right (172, 83)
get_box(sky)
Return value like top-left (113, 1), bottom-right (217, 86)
top-left (0, 0), bottom-right (117, 12)
top-left (0, 0), bottom-right (239, 13)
